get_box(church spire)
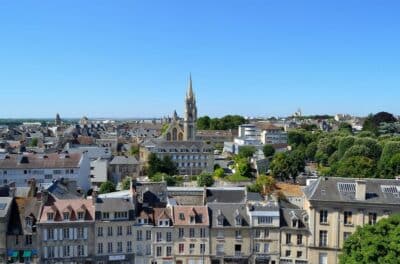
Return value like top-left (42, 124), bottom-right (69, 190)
top-left (187, 73), bottom-right (194, 99)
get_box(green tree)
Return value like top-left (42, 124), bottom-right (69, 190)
top-left (338, 136), bottom-right (355, 158)
top-left (99, 181), bottom-right (116, 194)
top-left (130, 145), bottom-right (139, 156)
top-left (262, 144), bottom-right (275, 158)
top-left (121, 177), bottom-right (131, 190)
top-left (363, 112), bottom-right (397, 135)
top-left (29, 138), bottom-right (38, 147)
top-left (340, 214), bottom-right (400, 264)
top-left (147, 153), bottom-right (178, 177)
top-left (197, 116), bottom-right (211, 130)
top-left (305, 142), bottom-right (318, 161)
top-left (336, 156), bottom-right (376, 178)
top-left (378, 141), bottom-right (400, 178)
top-left (197, 173), bottom-right (214, 187)
top-left (270, 152), bottom-right (290, 180)
top-left (287, 150), bottom-right (306, 182)
top-left (247, 175), bottom-right (275, 195)
top-left (214, 167), bottom-right (225, 178)
top-left (338, 122), bottom-right (353, 134)
top-left (238, 146), bottom-right (256, 159)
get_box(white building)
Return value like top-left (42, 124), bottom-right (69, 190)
top-left (0, 152), bottom-right (91, 191)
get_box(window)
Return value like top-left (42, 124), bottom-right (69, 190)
top-left (166, 232), bottom-right (172, 242)
top-left (235, 230), bottom-right (242, 239)
top-left (63, 245), bottom-right (70, 257)
top-left (200, 243), bottom-right (206, 254)
top-left (297, 234), bottom-right (303, 245)
top-left (344, 232), bottom-right (352, 241)
top-left (189, 244), bottom-right (195, 254)
top-left (77, 245), bottom-right (84, 256)
top-left (264, 243), bottom-right (269, 253)
top-left (117, 242), bottom-right (123, 253)
top-left (179, 213), bottom-right (185, 220)
top-left (126, 226), bottom-right (132, 235)
top-left (190, 215), bottom-right (195, 224)
top-left (137, 230), bottom-right (142, 241)
top-left (319, 230), bottom-right (328, 247)
top-left (264, 229), bottom-right (269, 238)
top-left (258, 216), bottom-right (273, 224)
top-left (166, 246), bottom-right (172, 256)
top-left (47, 212), bottom-right (54, 221)
top-left (189, 228), bottom-right (195, 238)
top-left (217, 216), bottom-right (223, 226)
top-left (127, 241), bottom-right (132, 252)
top-left (103, 212), bottom-right (109, 219)
top-left (48, 246), bottom-right (55, 258)
top-left (255, 243), bottom-right (260, 253)
top-left (77, 227), bottom-right (84, 239)
top-left (107, 226), bottom-right (113, 236)
top-left (156, 246), bottom-right (162, 257)
top-left (200, 228), bottom-right (206, 238)
top-left (368, 212), bottom-right (377, 225)
top-left (114, 211), bottom-right (128, 219)
top-left (98, 227), bottom-right (103, 237)
top-left (63, 212), bottom-right (70, 220)
top-left (344, 211), bottom-right (353, 225)
top-left (25, 235), bottom-right (32, 245)
top-left (146, 244), bottom-right (151, 255)
top-left (235, 215), bottom-right (242, 226)
top-left (107, 242), bottom-right (113, 253)
top-left (63, 228), bottom-right (70, 239)
top-left (77, 212), bottom-right (84, 220)
top-left (286, 233), bottom-right (291, 244)
top-left (179, 243), bottom-right (184, 254)
top-left (297, 251), bottom-right (303, 258)
top-left (48, 229), bottom-right (54, 240)
top-left (292, 219), bottom-right (298, 228)
top-left (98, 243), bottom-right (103, 254)
top-left (320, 210), bottom-right (328, 224)
top-left (146, 230), bottom-right (151, 240)
top-left (216, 244), bottom-right (224, 254)
top-left (157, 232), bottom-right (162, 242)
top-left (178, 228), bottom-right (184, 238)
top-left (117, 226), bottom-right (122, 236)
top-left (319, 253), bottom-right (328, 264)
top-left (285, 250), bottom-right (291, 257)
top-left (255, 229), bottom-right (261, 238)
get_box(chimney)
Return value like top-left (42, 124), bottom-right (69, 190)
top-left (41, 189), bottom-right (49, 205)
top-left (92, 190), bottom-right (98, 205)
top-left (355, 180), bottom-right (366, 201)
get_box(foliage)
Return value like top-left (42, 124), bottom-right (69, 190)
top-left (363, 112), bottom-right (397, 135)
top-left (197, 115), bottom-right (246, 130)
top-left (99, 181), bottom-right (116, 194)
top-left (378, 141), bottom-right (400, 178)
top-left (238, 146), bottom-right (256, 159)
top-left (226, 173), bottom-right (252, 182)
top-left (160, 123), bottom-right (169, 135)
top-left (247, 175), bottom-right (275, 195)
top-left (121, 177), bottom-right (131, 190)
top-left (335, 156), bottom-right (376, 178)
top-left (234, 157), bottom-right (253, 178)
top-left (150, 172), bottom-right (177, 186)
top-left (29, 138), bottom-right (38, 147)
top-left (197, 173), bottom-right (214, 187)
top-left (147, 153), bottom-right (178, 177)
top-left (214, 167), bottom-right (225, 178)
top-left (340, 214), bottom-right (400, 264)
top-left (262, 144), bottom-right (275, 158)
top-left (305, 141), bottom-right (318, 161)
top-left (130, 145), bottom-right (139, 156)
top-left (338, 122), bottom-right (353, 134)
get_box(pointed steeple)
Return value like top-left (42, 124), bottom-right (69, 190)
top-left (187, 73), bottom-right (194, 99)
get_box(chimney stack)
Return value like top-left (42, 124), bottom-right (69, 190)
top-left (355, 180), bottom-right (366, 201)
top-left (92, 190), bottom-right (98, 205)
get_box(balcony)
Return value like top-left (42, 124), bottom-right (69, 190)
top-left (235, 251), bottom-right (243, 257)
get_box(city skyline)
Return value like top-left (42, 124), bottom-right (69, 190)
top-left (1, 0), bottom-right (400, 118)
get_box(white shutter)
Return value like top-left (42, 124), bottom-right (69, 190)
top-left (84, 245), bottom-right (88, 256)
top-left (54, 228), bottom-right (58, 240)
top-left (59, 246), bottom-right (63, 258)
top-left (84, 227), bottom-right (88, 239)
top-left (43, 229), bottom-right (48, 241)
top-left (75, 245), bottom-right (78, 257)
top-left (59, 228), bottom-right (63, 240)
top-left (69, 228), bottom-right (74, 240)
top-left (74, 228), bottom-right (78, 239)
top-left (54, 246), bottom-right (59, 258)
top-left (44, 247), bottom-right (48, 258)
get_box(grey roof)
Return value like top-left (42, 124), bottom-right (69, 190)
top-left (95, 197), bottom-right (135, 212)
top-left (0, 197), bottom-right (13, 218)
top-left (303, 177), bottom-right (400, 205)
top-left (110, 155), bottom-right (138, 165)
top-left (208, 203), bottom-right (250, 228)
top-left (206, 187), bottom-right (246, 203)
top-left (143, 138), bottom-right (213, 149)
top-left (280, 207), bottom-right (309, 230)
top-left (47, 180), bottom-right (83, 199)
top-left (247, 192), bottom-right (264, 202)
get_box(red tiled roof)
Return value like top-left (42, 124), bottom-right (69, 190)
top-left (172, 206), bottom-right (209, 226)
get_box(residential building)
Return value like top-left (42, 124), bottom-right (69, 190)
top-left (109, 155), bottom-right (139, 183)
top-left (0, 196), bottom-right (13, 263)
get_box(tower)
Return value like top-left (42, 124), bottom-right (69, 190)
top-left (183, 74), bottom-right (197, 141)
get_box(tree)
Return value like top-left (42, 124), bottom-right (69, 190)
top-left (99, 181), bottom-right (116, 194)
top-left (287, 150), bottom-right (306, 182)
top-left (338, 122), bottom-right (353, 134)
top-left (147, 153), bottom-right (178, 177)
top-left (214, 167), bottom-right (225, 178)
top-left (130, 145), bottom-right (139, 156)
top-left (29, 138), bottom-right (38, 147)
top-left (340, 214), bottom-right (400, 264)
top-left (238, 146), bottom-right (256, 159)
top-left (263, 144), bottom-right (275, 158)
top-left (378, 141), bottom-right (400, 178)
top-left (197, 173), bottom-right (214, 187)
top-left (305, 142), bottom-right (318, 161)
top-left (270, 152), bottom-right (291, 180)
top-left (247, 175), bottom-right (275, 195)
top-left (121, 177), bottom-right (131, 190)
top-left (197, 116), bottom-right (211, 130)
top-left (235, 157), bottom-right (253, 178)
top-left (336, 156), bottom-right (376, 178)
top-left (363, 112), bottom-right (397, 135)
top-left (338, 136), bottom-right (355, 158)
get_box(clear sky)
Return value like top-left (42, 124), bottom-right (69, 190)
top-left (1, 0), bottom-right (399, 118)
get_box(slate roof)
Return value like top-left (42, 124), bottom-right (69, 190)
top-left (94, 197), bottom-right (134, 212)
top-left (206, 187), bottom-right (246, 203)
top-left (110, 155), bottom-right (139, 165)
top-left (0, 152), bottom-right (81, 169)
top-left (247, 192), bottom-right (264, 202)
top-left (303, 177), bottom-right (400, 205)
top-left (208, 203), bottom-right (250, 228)
top-left (0, 197), bottom-right (13, 218)
top-left (8, 196), bottom-right (41, 235)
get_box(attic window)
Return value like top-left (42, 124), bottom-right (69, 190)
top-left (25, 217), bottom-right (33, 227)
top-left (292, 219), bottom-right (298, 228)
top-left (338, 183), bottom-right (356, 192)
top-left (179, 213), bottom-right (185, 220)
top-left (235, 215), bottom-right (242, 226)
top-left (217, 215), bottom-right (224, 226)
top-left (47, 212), bottom-right (54, 221)
top-left (63, 212), bottom-right (70, 220)
top-left (77, 212), bottom-right (84, 220)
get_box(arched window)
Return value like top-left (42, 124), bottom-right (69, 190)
top-left (172, 128), bottom-right (178, 141)
top-left (178, 132), bottom-right (183, 141)
top-left (166, 133), bottom-right (171, 141)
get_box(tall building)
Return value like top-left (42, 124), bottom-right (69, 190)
top-left (183, 75), bottom-right (197, 141)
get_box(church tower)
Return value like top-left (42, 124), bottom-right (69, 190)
top-left (183, 75), bottom-right (197, 141)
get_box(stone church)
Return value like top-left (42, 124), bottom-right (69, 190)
top-left (141, 76), bottom-right (214, 176)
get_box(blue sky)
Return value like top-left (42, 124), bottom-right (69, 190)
top-left (1, 0), bottom-right (399, 118)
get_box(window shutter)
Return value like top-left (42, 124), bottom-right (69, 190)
top-left (69, 228), bottom-right (73, 240)
top-left (59, 246), bottom-right (63, 258)
top-left (54, 229), bottom-right (58, 240)
top-left (84, 245), bottom-right (88, 256)
top-left (54, 246), bottom-right (59, 258)
top-left (44, 246), bottom-right (48, 258)
top-left (59, 228), bottom-right (63, 240)
top-left (43, 229), bottom-right (48, 241)
top-left (84, 227), bottom-right (88, 239)
top-left (74, 228), bottom-right (78, 239)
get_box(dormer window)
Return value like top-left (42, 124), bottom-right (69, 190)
top-left (217, 215), bottom-right (224, 226)
top-left (292, 219), bottom-right (298, 228)
top-left (77, 212), bottom-right (85, 220)
top-left (159, 219), bottom-right (169, 226)
top-left (25, 217), bottom-right (33, 228)
top-left (47, 212), bottom-right (54, 221)
top-left (235, 215), bottom-right (242, 226)
top-left (179, 213), bottom-right (185, 220)
top-left (63, 212), bottom-right (70, 220)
